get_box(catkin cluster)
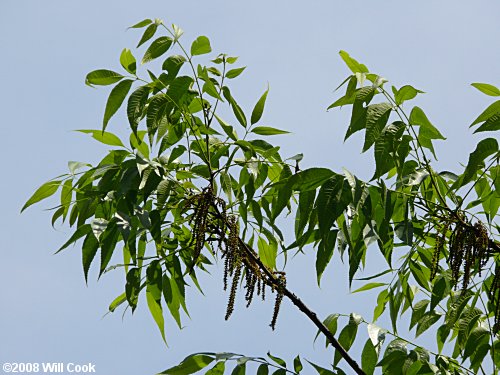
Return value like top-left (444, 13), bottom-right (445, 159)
top-left (448, 220), bottom-right (489, 291)
top-left (430, 216), bottom-right (500, 332)
top-left (221, 215), bottom-right (287, 329)
top-left (186, 187), bottom-right (287, 329)
top-left (187, 186), bottom-right (227, 267)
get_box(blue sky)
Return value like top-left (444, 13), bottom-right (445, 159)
top-left (1, 1), bottom-right (499, 374)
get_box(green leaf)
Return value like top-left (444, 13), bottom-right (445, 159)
top-left (22, 180), bottom-right (61, 212)
top-left (108, 292), bottom-right (127, 312)
top-left (306, 361), bottom-right (336, 375)
top-left (99, 222), bottom-right (119, 276)
top-left (231, 364), bottom-right (246, 375)
top-left (146, 94), bottom-right (169, 144)
top-left (436, 324), bottom-right (450, 353)
top-left (127, 85), bottom-right (150, 134)
top-left (256, 364), bottom-right (268, 375)
top-left (471, 82), bottom-right (500, 96)
top-left (394, 85), bottom-right (423, 106)
top-left (410, 106), bottom-right (445, 157)
top-left (167, 76), bottom-right (194, 105)
top-left (226, 67), bottom-right (246, 79)
top-left (162, 274), bottom-right (182, 328)
top-left (464, 326), bottom-right (489, 359)
top-left (251, 126), bottom-right (290, 136)
top-left (82, 232), bottom-right (99, 283)
top-left (339, 50), bottom-right (369, 74)
top-left (191, 36), bottom-right (212, 56)
top-left (128, 19), bottom-right (152, 29)
top-left (251, 200), bottom-right (263, 227)
top-left (137, 23), bottom-right (158, 48)
top-left (352, 282), bottom-right (387, 294)
top-left (295, 189), bottom-right (315, 239)
top-left (55, 224), bottom-right (91, 254)
top-left (205, 362), bottom-right (225, 375)
top-left (315, 230), bottom-right (337, 285)
top-left (430, 275), bottom-right (448, 311)
top-left (258, 237), bottom-right (277, 270)
top-left (102, 79), bottom-right (133, 131)
top-left (462, 137), bottom-right (499, 185)
top-left (142, 37), bottom-right (173, 64)
top-left (125, 267), bottom-right (141, 312)
top-left (363, 103), bottom-right (392, 152)
top-left (293, 356), bottom-right (303, 373)
top-left (314, 313), bottom-right (339, 345)
top-left (471, 100), bottom-right (500, 126)
top-left (334, 321), bottom-right (358, 365)
top-left (162, 55), bottom-right (186, 81)
top-left (361, 339), bottom-right (377, 375)
top-left (416, 310), bottom-right (441, 337)
top-left (146, 291), bottom-right (166, 344)
top-left (316, 175), bottom-right (351, 238)
top-left (85, 69), bottom-right (124, 86)
top-left (292, 168), bottom-right (335, 192)
top-left (267, 352), bottom-right (286, 367)
top-left (251, 88), bottom-right (269, 125)
top-left (222, 87), bottom-right (247, 128)
top-left (77, 129), bottom-right (125, 147)
top-left (474, 112), bottom-right (500, 133)
top-left (410, 299), bottom-right (429, 330)
top-left (120, 48), bottom-right (137, 74)
top-left (202, 80), bottom-right (223, 100)
top-left (158, 354), bottom-right (215, 374)
top-left (344, 87), bottom-right (375, 140)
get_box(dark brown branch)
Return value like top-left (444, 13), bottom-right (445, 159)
top-left (236, 239), bottom-right (366, 375)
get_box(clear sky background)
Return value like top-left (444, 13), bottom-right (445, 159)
top-left (1, 1), bottom-right (499, 374)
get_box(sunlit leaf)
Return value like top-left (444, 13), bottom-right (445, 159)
top-left (461, 137), bottom-right (499, 185)
top-left (77, 129), bottom-right (125, 147)
top-left (137, 23), bottom-right (158, 48)
top-left (142, 37), bottom-right (173, 64)
top-left (226, 67), bottom-right (246, 79)
top-left (251, 126), bottom-right (290, 136)
top-left (471, 82), bottom-right (500, 97)
top-left (103, 79), bottom-right (133, 131)
top-left (158, 353), bottom-right (214, 375)
top-left (352, 282), bottom-right (387, 294)
top-left (339, 50), bottom-right (369, 74)
top-left (127, 85), bottom-right (150, 134)
top-left (128, 19), bottom-right (152, 29)
top-left (108, 292), bottom-right (127, 312)
top-left (22, 180), bottom-right (61, 212)
top-left (191, 36), bottom-right (212, 56)
top-left (120, 48), bottom-right (137, 74)
top-left (86, 69), bottom-right (124, 86)
top-left (361, 339), bottom-right (377, 375)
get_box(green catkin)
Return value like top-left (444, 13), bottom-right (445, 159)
top-left (225, 263), bottom-right (242, 320)
top-left (270, 273), bottom-right (286, 330)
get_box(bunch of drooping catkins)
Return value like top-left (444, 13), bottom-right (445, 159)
top-left (220, 215), bottom-right (287, 329)
top-left (190, 187), bottom-right (213, 264)
top-left (448, 219), bottom-right (490, 291)
top-left (186, 187), bottom-right (289, 329)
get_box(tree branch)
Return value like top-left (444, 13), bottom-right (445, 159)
top-left (236, 239), bottom-right (366, 375)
